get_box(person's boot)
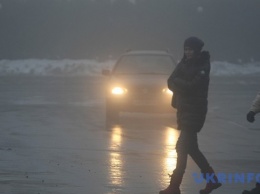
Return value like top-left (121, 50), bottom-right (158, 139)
top-left (199, 167), bottom-right (222, 194)
top-left (159, 170), bottom-right (184, 194)
top-left (242, 182), bottom-right (260, 194)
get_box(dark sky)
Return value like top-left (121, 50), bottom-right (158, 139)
top-left (0, 0), bottom-right (260, 62)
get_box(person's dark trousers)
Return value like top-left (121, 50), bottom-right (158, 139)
top-left (175, 130), bottom-right (222, 194)
top-left (175, 130), bottom-right (210, 173)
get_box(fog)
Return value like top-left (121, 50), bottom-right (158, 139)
top-left (0, 0), bottom-right (260, 62)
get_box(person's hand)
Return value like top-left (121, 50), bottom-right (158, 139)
top-left (247, 111), bottom-right (255, 123)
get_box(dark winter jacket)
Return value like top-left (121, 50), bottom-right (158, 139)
top-left (167, 51), bottom-right (210, 132)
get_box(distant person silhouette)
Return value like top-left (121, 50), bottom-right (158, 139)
top-left (247, 92), bottom-right (260, 123)
top-left (243, 92), bottom-right (260, 194)
top-left (159, 37), bottom-right (222, 194)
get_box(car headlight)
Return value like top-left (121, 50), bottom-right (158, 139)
top-left (162, 88), bottom-right (173, 95)
top-left (111, 87), bottom-right (127, 95)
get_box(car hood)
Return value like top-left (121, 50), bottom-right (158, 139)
top-left (109, 74), bottom-right (169, 87)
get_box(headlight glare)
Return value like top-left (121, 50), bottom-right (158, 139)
top-left (162, 88), bottom-right (173, 95)
top-left (111, 87), bottom-right (127, 95)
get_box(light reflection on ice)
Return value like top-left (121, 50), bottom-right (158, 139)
top-left (162, 127), bottom-right (179, 184)
top-left (109, 126), bottom-right (123, 186)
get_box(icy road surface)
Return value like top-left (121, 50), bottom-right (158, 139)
top-left (0, 75), bottom-right (259, 194)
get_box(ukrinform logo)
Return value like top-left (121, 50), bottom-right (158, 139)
top-left (192, 173), bottom-right (260, 184)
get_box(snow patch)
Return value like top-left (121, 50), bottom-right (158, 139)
top-left (211, 61), bottom-right (260, 76)
top-left (0, 59), bottom-right (259, 77)
top-left (0, 59), bottom-right (115, 77)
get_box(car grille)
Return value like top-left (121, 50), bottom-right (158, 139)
top-left (128, 85), bottom-right (162, 98)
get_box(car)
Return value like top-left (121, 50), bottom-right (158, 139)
top-left (102, 50), bottom-right (176, 121)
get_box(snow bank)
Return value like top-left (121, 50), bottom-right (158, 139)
top-left (0, 59), bottom-right (115, 77)
top-left (0, 59), bottom-right (259, 76)
top-left (211, 61), bottom-right (260, 76)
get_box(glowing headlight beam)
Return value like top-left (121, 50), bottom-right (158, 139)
top-left (111, 87), bottom-right (127, 95)
top-left (162, 88), bottom-right (173, 95)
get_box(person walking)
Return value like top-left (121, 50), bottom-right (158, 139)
top-left (159, 37), bottom-right (222, 194)
top-left (243, 92), bottom-right (260, 194)
top-left (246, 92), bottom-right (260, 123)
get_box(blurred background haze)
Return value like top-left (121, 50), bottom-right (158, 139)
top-left (0, 0), bottom-right (260, 63)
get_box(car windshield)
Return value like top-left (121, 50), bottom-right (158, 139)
top-left (113, 55), bottom-right (174, 75)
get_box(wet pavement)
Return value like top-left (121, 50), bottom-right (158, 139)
top-left (0, 75), bottom-right (259, 194)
